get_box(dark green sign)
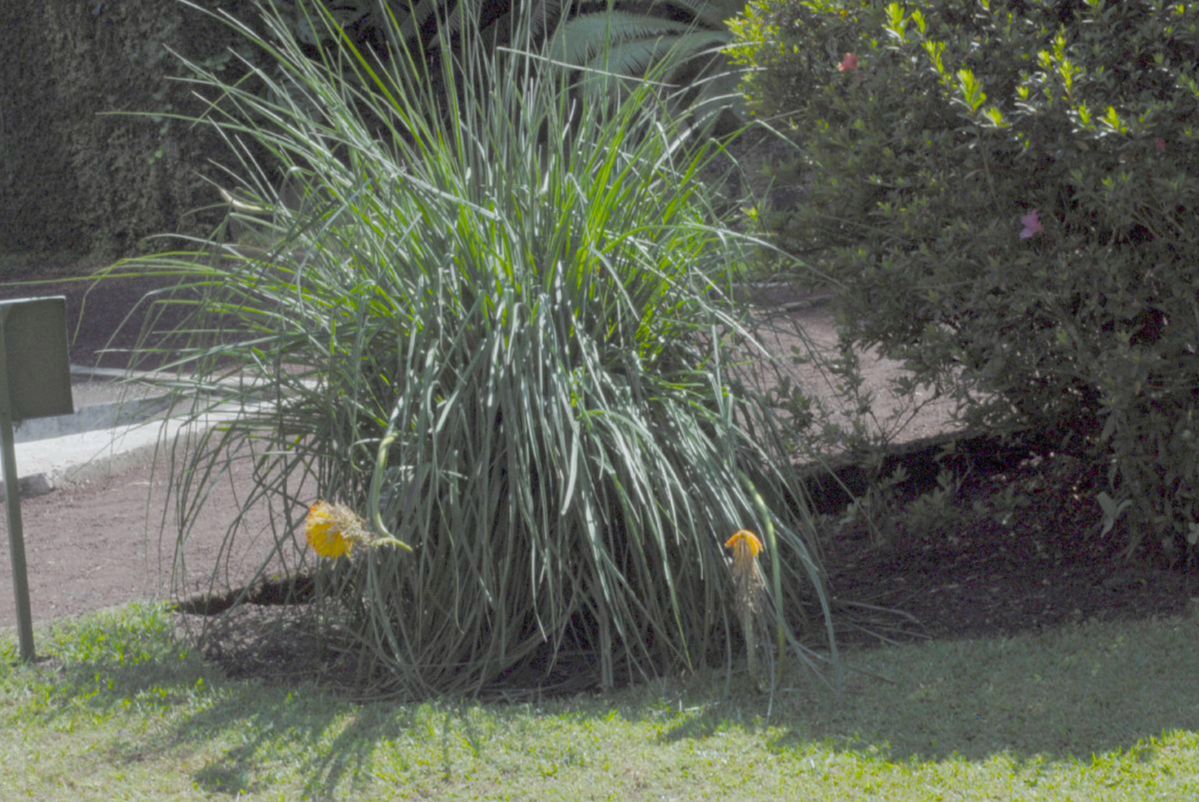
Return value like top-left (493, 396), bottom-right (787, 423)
top-left (1, 295), bottom-right (74, 663)
top-left (0, 297), bottom-right (73, 421)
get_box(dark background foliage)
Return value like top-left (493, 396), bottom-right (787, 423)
top-left (0, 0), bottom-right (743, 263)
top-left (0, 1), bottom-right (269, 258)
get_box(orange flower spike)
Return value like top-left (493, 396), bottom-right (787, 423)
top-left (726, 529), bottom-right (767, 680)
top-left (725, 529), bottom-right (764, 561)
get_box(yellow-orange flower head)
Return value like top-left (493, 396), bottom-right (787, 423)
top-left (725, 529), bottom-right (764, 561)
top-left (725, 529), bottom-right (766, 618)
top-left (306, 501), bottom-right (363, 560)
top-left (726, 525), bottom-right (768, 684)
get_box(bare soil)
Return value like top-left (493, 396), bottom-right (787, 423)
top-left (0, 457), bottom-right (285, 626)
top-left (2, 267), bottom-right (1196, 672)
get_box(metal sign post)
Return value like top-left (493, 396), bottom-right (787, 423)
top-left (0, 297), bottom-right (74, 663)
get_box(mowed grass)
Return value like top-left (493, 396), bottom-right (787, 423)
top-left (3, 606), bottom-right (1198, 801)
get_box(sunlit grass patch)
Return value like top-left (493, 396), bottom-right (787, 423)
top-left (4, 606), bottom-right (1199, 800)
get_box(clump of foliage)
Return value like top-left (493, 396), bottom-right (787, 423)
top-left (547, 0), bottom-right (747, 116)
top-left (729, 0), bottom-right (1199, 558)
top-left (117, 0), bottom-right (836, 696)
top-left (280, 0), bottom-right (745, 113)
top-left (275, 0), bottom-right (516, 61)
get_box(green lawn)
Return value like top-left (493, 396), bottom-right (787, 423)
top-left (3, 605), bottom-right (1197, 800)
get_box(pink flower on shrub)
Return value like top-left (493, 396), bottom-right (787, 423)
top-left (838, 53), bottom-right (859, 73)
top-left (1155, 137), bottom-right (1167, 153)
top-left (1019, 210), bottom-right (1043, 240)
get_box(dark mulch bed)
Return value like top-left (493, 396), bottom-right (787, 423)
top-left (826, 451), bottom-right (1199, 645)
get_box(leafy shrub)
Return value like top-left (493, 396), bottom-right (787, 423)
top-left (116, 0), bottom-right (836, 695)
top-left (729, 0), bottom-right (1199, 558)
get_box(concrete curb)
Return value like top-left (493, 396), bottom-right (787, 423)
top-left (14, 392), bottom-right (174, 444)
top-left (8, 417), bottom-right (184, 499)
top-left (4, 366), bottom-right (251, 500)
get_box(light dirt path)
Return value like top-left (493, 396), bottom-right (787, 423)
top-left (0, 457), bottom-right (296, 629)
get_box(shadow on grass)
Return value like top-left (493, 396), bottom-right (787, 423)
top-left (650, 614), bottom-right (1199, 763)
top-left (180, 694), bottom-right (427, 797)
top-left (7, 605), bottom-right (1199, 797)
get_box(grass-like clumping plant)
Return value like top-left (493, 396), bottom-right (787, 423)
top-left (110, 0), bottom-right (835, 696)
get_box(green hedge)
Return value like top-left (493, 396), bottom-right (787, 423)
top-left (729, 0), bottom-right (1199, 557)
top-left (0, 1), bottom-right (268, 259)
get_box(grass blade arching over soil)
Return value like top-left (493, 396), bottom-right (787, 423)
top-left (104, 0), bottom-right (836, 696)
